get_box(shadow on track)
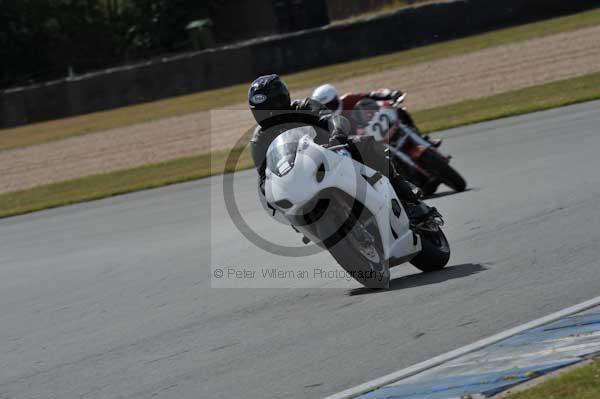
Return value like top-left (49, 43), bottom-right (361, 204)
top-left (348, 263), bottom-right (487, 296)
top-left (425, 187), bottom-right (476, 200)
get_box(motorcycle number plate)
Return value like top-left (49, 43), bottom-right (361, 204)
top-left (365, 107), bottom-right (399, 141)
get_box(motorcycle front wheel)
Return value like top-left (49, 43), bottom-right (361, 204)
top-left (410, 228), bottom-right (450, 272)
top-left (421, 151), bottom-right (467, 193)
top-left (316, 195), bottom-right (389, 289)
top-left (439, 163), bottom-right (467, 192)
top-left (327, 221), bottom-right (389, 289)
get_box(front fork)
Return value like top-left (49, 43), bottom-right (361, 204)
top-left (396, 106), bottom-right (442, 149)
top-left (396, 107), bottom-right (418, 130)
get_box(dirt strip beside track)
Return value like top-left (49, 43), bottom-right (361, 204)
top-left (1, 25), bottom-right (600, 194)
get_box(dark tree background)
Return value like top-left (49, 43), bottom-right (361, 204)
top-left (0, 0), bottom-right (210, 88)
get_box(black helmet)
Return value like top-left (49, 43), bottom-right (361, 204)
top-left (248, 74), bottom-right (291, 126)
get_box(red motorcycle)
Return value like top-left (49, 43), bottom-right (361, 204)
top-left (353, 94), bottom-right (467, 196)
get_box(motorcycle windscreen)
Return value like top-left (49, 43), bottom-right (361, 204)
top-left (266, 126), bottom-right (317, 177)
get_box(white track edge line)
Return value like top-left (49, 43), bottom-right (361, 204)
top-left (325, 295), bottom-right (600, 399)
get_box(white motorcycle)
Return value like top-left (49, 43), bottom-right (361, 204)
top-left (264, 126), bottom-right (450, 289)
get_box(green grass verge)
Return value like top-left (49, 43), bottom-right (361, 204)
top-left (1, 71), bottom-right (600, 219)
top-left (0, 147), bottom-right (253, 218)
top-left (504, 358), bottom-right (600, 399)
top-left (414, 72), bottom-right (600, 133)
top-left (1, 7), bottom-right (599, 151)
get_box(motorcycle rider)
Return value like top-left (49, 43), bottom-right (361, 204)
top-left (311, 84), bottom-right (441, 147)
top-left (249, 74), bottom-right (436, 224)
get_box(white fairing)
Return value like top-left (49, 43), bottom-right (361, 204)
top-left (265, 127), bottom-right (421, 279)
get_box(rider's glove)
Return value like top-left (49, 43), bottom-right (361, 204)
top-left (329, 132), bottom-right (348, 146)
top-left (369, 89), bottom-right (403, 101)
top-left (293, 97), bottom-right (324, 113)
top-left (291, 99), bottom-right (303, 109)
top-left (322, 113), bottom-right (352, 136)
top-left (325, 114), bottom-right (353, 147)
top-left (389, 90), bottom-right (403, 101)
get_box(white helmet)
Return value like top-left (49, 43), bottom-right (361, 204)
top-left (311, 84), bottom-right (342, 114)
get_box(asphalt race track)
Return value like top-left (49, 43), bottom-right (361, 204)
top-left (1, 101), bottom-right (599, 398)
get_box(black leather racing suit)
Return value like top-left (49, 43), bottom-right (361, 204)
top-left (250, 98), bottom-right (421, 206)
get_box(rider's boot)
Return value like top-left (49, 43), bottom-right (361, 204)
top-left (424, 135), bottom-right (442, 148)
top-left (389, 174), bottom-right (438, 225)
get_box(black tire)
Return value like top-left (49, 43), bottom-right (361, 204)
top-left (410, 228), bottom-right (451, 272)
top-left (316, 201), bottom-right (389, 289)
top-left (328, 237), bottom-right (388, 289)
top-left (420, 179), bottom-right (440, 197)
top-left (421, 151), bottom-right (467, 192)
top-left (439, 163), bottom-right (467, 192)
